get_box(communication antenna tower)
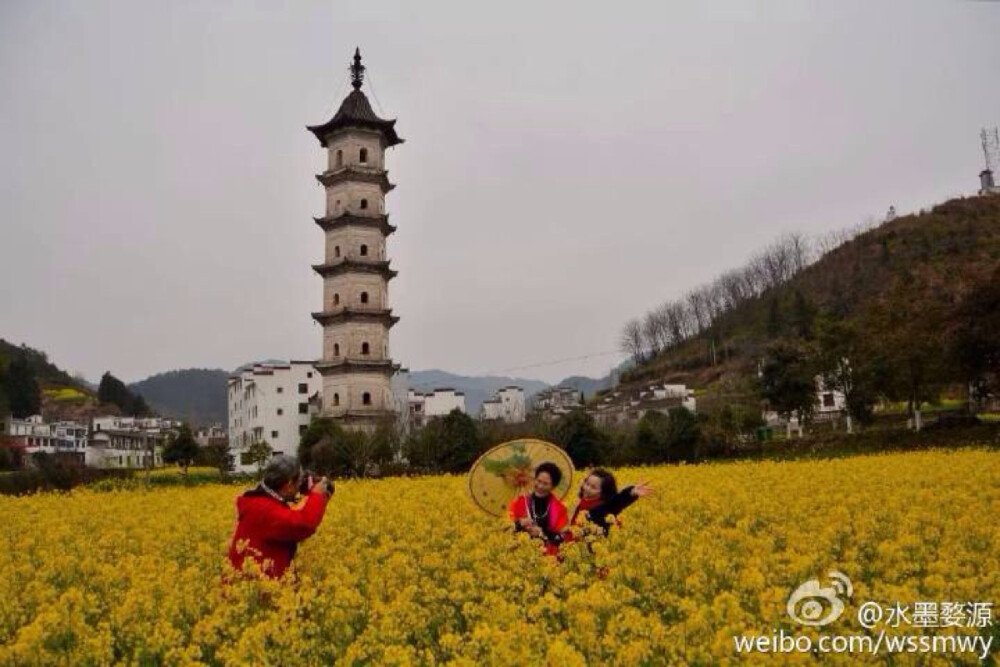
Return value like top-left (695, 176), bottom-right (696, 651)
top-left (982, 126), bottom-right (1000, 173)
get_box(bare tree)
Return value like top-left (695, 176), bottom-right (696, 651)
top-left (662, 301), bottom-right (688, 344)
top-left (620, 318), bottom-right (645, 364)
top-left (744, 253), bottom-right (769, 294)
top-left (703, 282), bottom-right (727, 323)
top-left (620, 221), bottom-right (870, 364)
top-left (718, 269), bottom-right (750, 309)
top-left (785, 232), bottom-right (812, 274)
top-left (686, 289), bottom-right (709, 334)
top-left (642, 311), bottom-right (663, 357)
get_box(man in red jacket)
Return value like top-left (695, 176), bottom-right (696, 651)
top-left (228, 455), bottom-right (333, 579)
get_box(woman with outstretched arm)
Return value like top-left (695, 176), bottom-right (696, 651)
top-left (568, 468), bottom-right (654, 537)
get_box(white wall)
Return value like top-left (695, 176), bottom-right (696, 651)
top-left (497, 387), bottom-right (525, 423)
top-left (423, 390), bottom-right (466, 417)
top-left (481, 400), bottom-right (504, 421)
top-left (228, 362), bottom-right (323, 474)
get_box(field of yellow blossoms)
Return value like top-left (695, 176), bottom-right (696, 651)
top-left (2, 448), bottom-right (999, 665)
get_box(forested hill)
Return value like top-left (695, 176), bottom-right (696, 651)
top-left (0, 339), bottom-right (89, 392)
top-left (129, 369), bottom-right (231, 427)
top-left (619, 195), bottom-right (1000, 404)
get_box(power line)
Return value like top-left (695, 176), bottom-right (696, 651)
top-left (479, 349), bottom-right (624, 377)
top-left (332, 67), bottom-right (350, 107)
top-left (365, 68), bottom-right (387, 117)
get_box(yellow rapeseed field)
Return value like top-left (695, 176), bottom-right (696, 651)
top-left (2, 448), bottom-right (999, 665)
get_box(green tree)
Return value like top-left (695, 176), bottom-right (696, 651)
top-left (366, 419), bottom-right (400, 474)
top-left (950, 267), bottom-right (1000, 407)
top-left (635, 408), bottom-right (701, 463)
top-left (766, 297), bottom-right (782, 339)
top-left (245, 440), bottom-right (273, 475)
top-left (405, 409), bottom-right (481, 473)
top-left (707, 402), bottom-right (764, 455)
top-left (0, 356), bottom-right (9, 418)
top-left (300, 417), bottom-right (394, 477)
top-left (130, 394), bottom-right (152, 418)
top-left (98, 371), bottom-right (129, 409)
top-left (197, 440), bottom-right (233, 479)
top-left (815, 316), bottom-right (881, 433)
top-left (634, 411), bottom-right (670, 463)
top-left (866, 278), bottom-right (948, 430)
top-left (664, 406), bottom-right (701, 462)
top-left (0, 445), bottom-right (15, 471)
top-left (789, 290), bottom-right (817, 340)
top-left (759, 340), bottom-right (817, 437)
top-left (6, 352), bottom-right (41, 418)
top-left (97, 371), bottom-right (151, 417)
top-left (551, 409), bottom-right (607, 467)
top-left (163, 425), bottom-right (199, 475)
top-left (299, 417), bottom-right (342, 468)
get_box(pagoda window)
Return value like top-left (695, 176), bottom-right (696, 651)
top-left (333, 293), bottom-right (340, 306)
top-left (360, 244), bottom-right (368, 256)
top-left (362, 392), bottom-right (372, 406)
top-left (360, 198), bottom-right (368, 210)
top-left (359, 147), bottom-right (368, 163)
top-left (335, 149), bottom-right (343, 168)
top-left (360, 291), bottom-right (369, 304)
top-left (333, 393), bottom-right (340, 407)
top-left (333, 343), bottom-right (340, 356)
top-left (361, 342), bottom-right (370, 355)
top-left (334, 245), bottom-right (341, 258)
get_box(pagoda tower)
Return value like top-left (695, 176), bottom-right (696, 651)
top-left (307, 49), bottom-right (403, 430)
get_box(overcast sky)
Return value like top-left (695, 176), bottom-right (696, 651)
top-left (2, 1), bottom-right (998, 385)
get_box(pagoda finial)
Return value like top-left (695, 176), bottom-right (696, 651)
top-left (350, 47), bottom-right (365, 90)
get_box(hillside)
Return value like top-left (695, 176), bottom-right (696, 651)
top-left (554, 375), bottom-right (614, 399)
top-left (130, 369), bottom-right (231, 427)
top-left (619, 195), bottom-right (1000, 406)
top-left (0, 339), bottom-right (102, 420)
top-left (0, 339), bottom-right (89, 392)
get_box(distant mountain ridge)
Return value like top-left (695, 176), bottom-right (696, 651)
top-left (0, 344), bottom-right (614, 427)
top-left (129, 369), bottom-right (230, 427)
top-left (125, 365), bottom-right (615, 426)
top-left (408, 370), bottom-right (550, 414)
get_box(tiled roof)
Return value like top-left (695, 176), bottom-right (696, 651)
top-left (307, 90), bottom-right (403, 147)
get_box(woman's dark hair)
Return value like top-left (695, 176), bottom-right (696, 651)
top-left (583, 468), bottom-right (618, 500)
top-left (534, 461), bottom-right (562, 487)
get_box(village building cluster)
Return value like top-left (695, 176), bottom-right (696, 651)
top-left (590, 383), bottom-right (698, 427)
top-left (479, 386), bottom-right (526, 423)
top-left (2, 414), bottom-right (182, 470)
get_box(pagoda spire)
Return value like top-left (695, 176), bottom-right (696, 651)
top-left (308, 48), bottom-right (403, 147)
top-left (350, 47), bottom-right (365, 90)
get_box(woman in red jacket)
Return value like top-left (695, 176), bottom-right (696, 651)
top-left (509, 461), bottom-right (569, 556)
top-left (228, 455), bottom-right (333, 579)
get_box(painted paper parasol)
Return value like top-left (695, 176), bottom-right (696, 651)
top-left (467, 439), bottom-right (574, 517)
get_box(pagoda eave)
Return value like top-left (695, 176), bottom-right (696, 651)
top-left (311, 309), bottom-right (399, 328)
top-left (306, 120), bottom-right (403, 149)
top-left (312, 260), bottom-right (397, 280)
top-left (314, 213), bottom-right (395, 236)
top-left (325, 409), bottom-right (401, 426)
top-left (316, 169), bottom-right (395, 193)
top-left (315, 359), bottom-right (401, 376)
